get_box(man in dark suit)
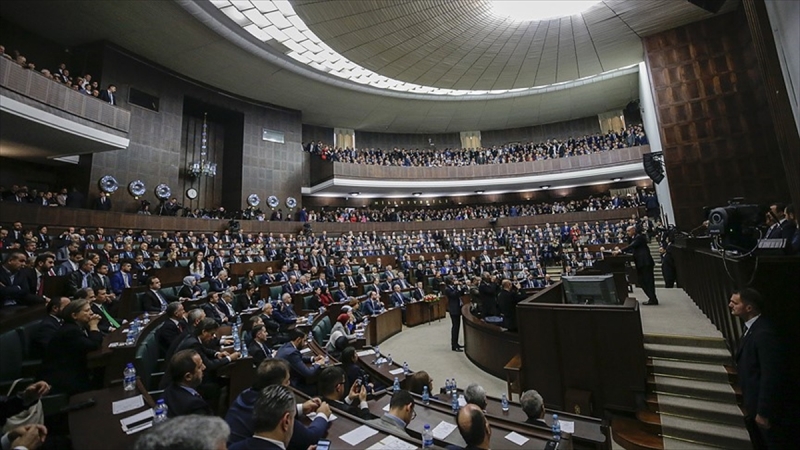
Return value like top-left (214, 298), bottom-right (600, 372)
top-left (333, 282), bottom-right (349, 303)
top-left (443, 277), bottom-right (464, 352)
top-left (109, 261), bottom-right (134, 296)
top-left (162, 349), bottom-right (214, 417)
top-left (272, 294), bottom-right (298, 329)
top-left (65, 259), bottom-right (96, 297)
top-left (142, 277), bottom-right (177, 313)
top-left (248, 325), bottom-right (273, 366)
top-left (730, 289), bottom-right (789, 450)
top-left (228, 385), bottom-right (300, 450)
top-left (317, 366), bottom-right (375, 420)
top-left (90, 287), bottom-right (121, 334)
top-left (411, 281), bottom-right (425, 301)
top-left (176, 319), bottom-right (241, 379)
top-left (497, 279), bottom-right (526, 332)
top-left (455, 403), bottom-right (492, 450)
top-left (360, 291), bottom-right (384, 316)
top-left (520, 390), bottom-right (549, 428)
top-left (155, 302), bottom-right (187, 357)
top-left (98, 84), bottom-right (116, 105)
top-left (274, 329), bottom-right (325, 395)
top-left (615, 225), bottom-right (658, 305)
top-left (1, 251), bottom-right (43, 306)
top-left (93, 192), bottom-right (112, 211)
top-left (30, 297), bottom-right (69, 358)
top-left (225, 359), bottom-right (331, 448)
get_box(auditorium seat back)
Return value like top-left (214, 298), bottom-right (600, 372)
top-left (135, 324), bottom-right (164, 393)
top-left (0, 330), bottom-right (23, 383)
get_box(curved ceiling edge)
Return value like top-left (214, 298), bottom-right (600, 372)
top-left (176, 0), bottom-right (639, 102)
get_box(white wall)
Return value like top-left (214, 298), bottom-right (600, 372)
top-left (765, 0), bottom-right (800, 138)
top-left (638, 62), bottom-right (675, 225)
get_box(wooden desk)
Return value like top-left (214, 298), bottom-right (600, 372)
top-left (405, 299), bottom-right (446, 327)
top-left (462, 305), bottom-right (520, 380)
top-left (67, 383), bottom-right (153, 450)
top-left (365, 307), bottom-right (403, 346)
top-left (90, 312), bottom-right (166, 386)
top-left (369, 393), bottom-right (568, 449)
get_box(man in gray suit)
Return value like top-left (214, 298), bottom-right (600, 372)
top-left (367, 390), bottom-right (415, 439)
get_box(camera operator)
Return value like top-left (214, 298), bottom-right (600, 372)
top-left (497, 279), bottom-right (526, 332)
top-left (443, 276), bottom-right (465, 352)
top-left (160, 197), bottom-right (182, 216)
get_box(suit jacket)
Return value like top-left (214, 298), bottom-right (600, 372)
top-left (30, 315), bottom-right (62, 359)
top-left (0, 267), bottom-right (40, 305)
top-left (209, 278), bottom-right (230, 293)
top-left (93, 196), bottom-right (112, 211)
top-left (177, 336), bottom-right (229, 374)
top-left (366, 414), bottom-right (412, 440)
top-left (141, 289), bottom-right (175, 313)
top-left (65, 269), bottom-right (94, 296)
top-left (735, 317), bottom-right (783, 419)
top-left (90, 302), bottom-right (117, 334)
top-left (360, 299), bottom-right (381, 316)
top-left (275, 342), bottom-right (319, 388)
top-left (156, 318), bottom-right (187, 356)
top-left (333, 290), bottom-right (349, 303)
top-left (444, 285), bottom-right (463, 316)
top-left (109, 271), bottom-right (133, 295)
top-left (622, 234), bottom-right (654, 268)
top-left (162, 383), bottom-right (213, 417)
top-left (40, 322), bottom-right (103, 394)
top-left (390, 292), bottom-right (407, 308)
top-left (248, 340), bottom-right (273, 366)
top-left (98, 89), bottom-right (116, 105)
top-left (226, 388), bottom-right (328, 448)
top-left (411, 287), bottom-right (424, 301)
top-left (497, 289), bottom-right (526, 331)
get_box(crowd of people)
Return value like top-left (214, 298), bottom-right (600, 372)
top-left (1, 44), bottom-right (117, 104)
top-left (304, 124), bottom-right (647, 167)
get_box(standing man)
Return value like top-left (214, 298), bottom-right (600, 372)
top-left (615, 225), bottom-right (658, 305)
top-left (443, 276), bottom-right (464, 352)
top-left (729, 289), bottom-right (788, 450)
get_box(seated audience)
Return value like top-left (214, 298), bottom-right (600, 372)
top-left (248, 325), bottom-right (273, 366)
top-left (1, 251), bottom-right (43, 306)
top-left (520, 389), bottom-right (548, 427)
top-left (325, 313), bottom-right (357, 353)
top-left (163, 349), bottom-right (214, 417)
top-left (142, 277), bottom-right (177, 313)
top-left (366, 389), bottom-right (415, 439)
top-left (275, 329), bottom-right (325, 395)
top-left (407, 371), bottom-right (436, 399)
top-left (155, 302), bottom-right (187, 356)
top-left (229, 385), bottom-right (299, 450)
top-left (133, 415), bottom-right (229, 450)
top-left (456, 403), bottom-right (492, 450)
top-left (30, 296), bottom-right (69, 358)
top-left (317, 366), bottom-right (375, 420)
top-left (464, 383), bottom-right (488, 411)
top-left (225, 359), bottom-right (330, 448)
top-left (39, 298), bottom-right (103, 394)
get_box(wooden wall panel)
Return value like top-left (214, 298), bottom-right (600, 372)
top-left (644, 11), bottom-right (789, 228)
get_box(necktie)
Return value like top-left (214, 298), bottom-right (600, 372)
top-left (37, 275), bottom-right (44, 296)
top-left (99, 304), bottom-right (121, 328)
top-left (82, 273), bottom-right (90, 288)
top-left (156, 291), bottom-right (167, 309)
top-left (124, 274), bottom-right (130, 288)
top-left (742, 325), bottom-right (749, 337)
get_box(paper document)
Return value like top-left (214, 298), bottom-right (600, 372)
top-left (124, 421), bottom-right (152, 435)
top-left (112, 394), bottom-right (144, 415)
top-left (308, 412), bottom-right (337, 422)
top-left (504, 431), bottom-right (529, 446)
top-left (300, 347), bottom-right (311, 354)
top-left (340, 425), bottom-right (379, 446)
top-left (356, 349), bottom-right (375, 357)
top-left (432, 421), bottom-right (457, 439)
top-left (382, 403), bottom-right (391, 412)
top-left (559, 420), bottom-right (575, 434)
top-left (388, 368), bottom-right (405, 375)
top-left (120, 409), bottom-right (153, 432)
top-left (366, 435), bottom-right (417, 450)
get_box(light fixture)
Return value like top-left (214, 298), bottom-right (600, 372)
top-left (349, 192), bottom-right (360, 196)
top-left (490, 1), bottom-right (601, 22)
top-left (187, 113), bottom-right (218, 178)
top-left (540, 185), bottom-right (551, 189)
top-left (611, 177), bottom-right (622, 182)
top-left (412, 192), bottom-right (422, 197)
top-left (475, 190), bottom-right (485, 194)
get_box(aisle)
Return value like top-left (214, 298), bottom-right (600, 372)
top-left (377, 315), bottom-right (508, 398)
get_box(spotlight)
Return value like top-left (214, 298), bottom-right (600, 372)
top-left (475, 190), bottom-right (485, 194)
top-left (412, 192), bottom-right (421, 197)
top-left (349, 192), bottom-right (360, 196)
top-left (611, 177), bottom-right (622, 182)
top-left (540, 185), bottom-right (551, 189)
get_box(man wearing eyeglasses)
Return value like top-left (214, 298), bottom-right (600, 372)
top-left (317, 366), bottom-right (376, 420)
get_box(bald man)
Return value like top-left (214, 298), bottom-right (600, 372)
top-left (456, 403), bottom-right (492, 450)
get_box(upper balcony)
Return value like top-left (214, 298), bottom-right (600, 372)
top-left (305, 145), bottom-right (650, 198)
top-left (0, 58), bottom-right (129, 161)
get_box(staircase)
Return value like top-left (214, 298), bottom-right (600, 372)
top-left (613, 334), bottom-right (751, 450)
top-left (649, 241), bottom-right (666, 288)
top-left (545, 264), bottom-right (563, 282)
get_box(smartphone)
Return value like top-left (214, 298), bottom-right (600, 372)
top-left (316, 439), bottom-right (331, 450)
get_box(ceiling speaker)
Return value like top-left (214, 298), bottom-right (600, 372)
top-left (643, 153), bottom-right (665, 184)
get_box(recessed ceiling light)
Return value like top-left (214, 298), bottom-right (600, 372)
top-left (490, 0), bottom-right (600, 22)
top-left (611, 177), bottom-right (622, 182)
top-left (475, 190), bottom-right (485, 194)
top-left (349, 192), bottom-right (360, 196)
top-left (540, 185), bottom-right (551, 190)
top-left (412, 192), bottom-right (422, 197)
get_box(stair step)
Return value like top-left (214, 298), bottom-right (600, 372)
top-left (646, 394), bottom-right (745, 427)
top-left (648, 359), bottom-right (731, 383)
top-left (648, 375), bottom-right (739, 403)
top-left (611, 416), bottom-right (664, 450)
top-left (644, 343), bottom-right (732, 365)
top-left (662, 437), bottom-right (731, 450)
top-left (659, 413), bottom-right (751, 449)
top-left (635, 410), bottom-right (662, 435)
top-left (643, 334), bottom-right (728, 350)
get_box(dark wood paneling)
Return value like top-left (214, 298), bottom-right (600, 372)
top-left (643, 11), bottom-right (790, 228)
top-left (302, 124), bottom-right (333, 144)
top-left (357, 130), bottom-right (461, 150)
top-left (463, 306), bottom-right (521, 380)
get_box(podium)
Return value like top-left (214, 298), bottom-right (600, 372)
top-left (582, 254), bottom-right (632, 303)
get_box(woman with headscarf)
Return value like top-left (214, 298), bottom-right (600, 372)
top-left (178, 275), bottom-right (202, 299)
top-left (326, 313), bottom-right (357, 353)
